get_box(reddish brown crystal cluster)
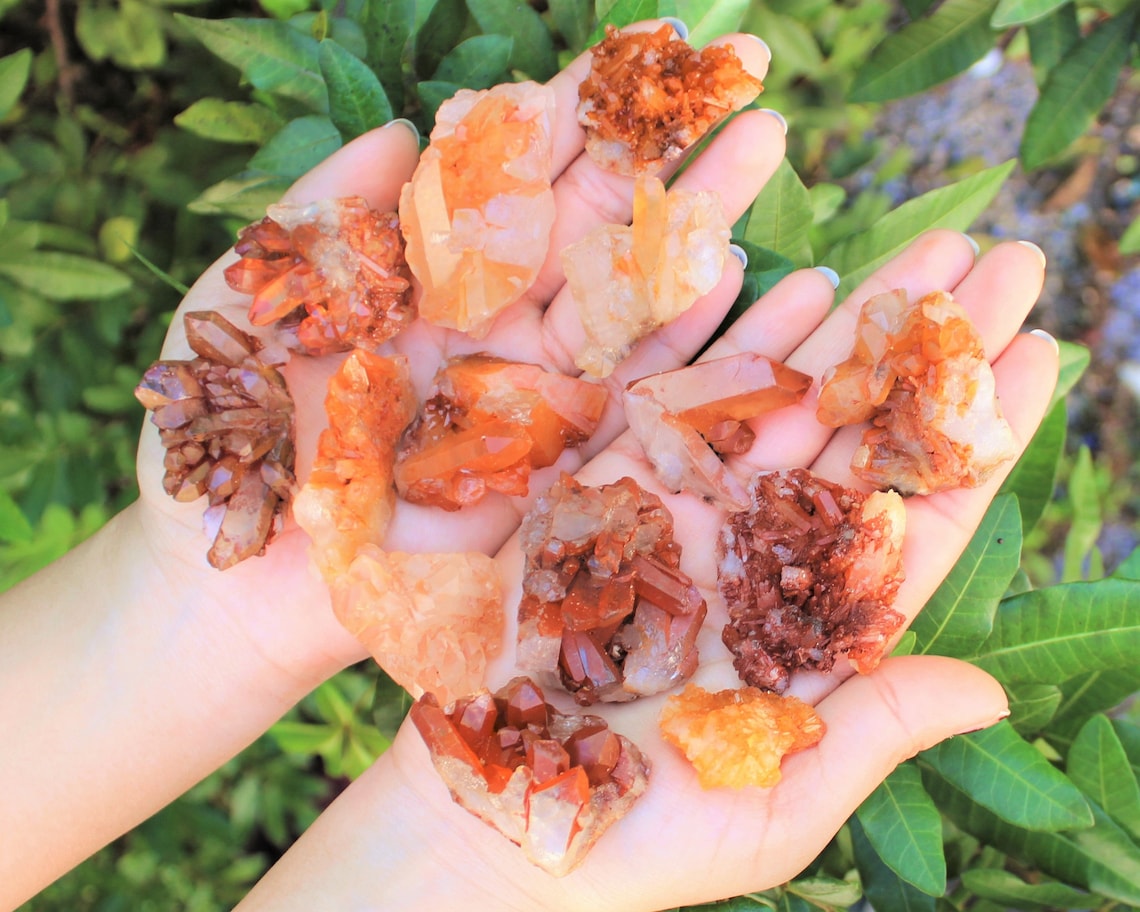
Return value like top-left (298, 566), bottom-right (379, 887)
top-left (411, 676), bottom-right (649, 876)
top-left (517, 474), bottom-right (706, 704)
top-left (817, 289), bottom-right (1019, 496)
top-left (395, 355), bottom-right (607, 511)
top-left (577, 24), bottom-right (763, 176)
top-left (624, 353), bottom-right (813, 510)
top-left (223, 197), bottom-right (413, 355)
top-left (135, 312), bottom-right (295, 570)
top-left (718, 469), bottom-right (906, 693)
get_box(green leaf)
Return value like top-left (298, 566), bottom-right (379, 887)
top-left (313, 679), bottom-right (356, 726)
top-left (467, 0), bottom-right (557, 80)
top-left (849, 0), bottom-right (998, 103)
top-left (670, 0), bottom-right (750, 47)
top-left (1025, 3), bottom-right (1079, 87)
top-left (855, 763), bottom-right (945, 895)
top-left (849, 817), bottom-right (937, 912)
top-left (1061, 445), bottom-right (1102, 583)
top-left (434, 34), bottom-right (513, 90)
top-left (0, 48), bottom-right (32, 120)
top-left (550, 0), bottom-right (593, 51)
top-left (1068, 715), bottom-right (1140, 841)
top-left (319, 39), bottom-right (393, 139)
top-left (1006, 683), bottom-right (1062, 735)
top-left (959, 869), bottom-right (1094, 909)
top-left (249, 115), bottom-right (342, 179)
top-left (414, 0), bottom-right (468, 78)
top-left (175, 15), bottom-right (328, 112)
top-left (188, 172), bottom-right (292, 220)
top-left (991, 0), bottom-right (1071, 27)
top-left (1048, 668), bottom-right (1140, 751)
top-left (1113, 545), bottom-right (1140, 580)
top-left (174, 99), bottom-right (284, 144)
top-left (0, 250), bottom-right (131, 301)
top-left (785, 874), bottom-right (862, 909)
top-left (740, 5), bottom-right (822, 79)
top-left (999, 399), bottom-right (1064, 534)
top-left (914, 493), bottom-right (1022, 657)
top-left (1020, 10), bottom-right (1136, 170)
top-left (740, 159), bottom-right (814, 266)
top-left (361, 0), bottom-right (413, 110)
top-left (268, 720), bottom-right (340, 755)
top-left (1053, 340), bottom-right (1089, 406)
top-left (0, 488), bottom-right (33, 544)
top-left (1119, 212), bottom-right (1140, 256)
top-left (416, 80), bottom-right (463, 125)
top-left (1115, 719), bottom-right (1140, 778)
top-left (822, 161), bottom-right (1014, 301)
top-left (591, 0), bottom-right (658, 41)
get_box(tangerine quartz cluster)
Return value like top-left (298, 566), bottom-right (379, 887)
top-left (398, 81), bottom-right (556, 337)
top-left (624, 353), bottom-right (813, 510)
top-left (410, 676), bottom-right (649, 876)
top-left (817, 289), bottom-right (1019, 496)
top-left (659, 684), bottom-right (825, 789)
top-left (517, 474), bottom-right (706, 704)
top-left (577, 24), bottom-right (763, 176)
top-left (563, 175), bottom-right (731, 378)
top-left (718, 469), bottom-right (907, 693)
top-left (395, 355), bottom-right (608, 511)
top-left (135, 312), bottom-right (295, 570)
top-left (223, 197), bottom-right (413, 355)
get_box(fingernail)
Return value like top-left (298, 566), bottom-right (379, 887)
top-left (961, 233), bottom-right (980, 256)
top-left (744, 33), bottom-right (772, 63)
top-left (660, 17), bottom-right (688, 39)
top-left (1029, 328), bottom-right (1060, 354)
top-left (814, 266), bottom-right (840, 289)
top-left (384, 118), bottom-right (420, 145)
top-left (728, 244), bottom-right (748, 269)
top-left (1018, 239), bottom-right (1048, 268)
top-left (759, 108), bottom-right (787, 135)
top-left (956, 708), bottom-right (1010, 735)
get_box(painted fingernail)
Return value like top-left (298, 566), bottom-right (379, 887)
top-left (1018, 239), bottom-right (1048, 268)
top-left (660, 17), bottom-right (689, 39)
top-left (384, 118), bottom-right (420, 145)
top-left (814, 266), bottom-right (840, 289)
top-left (1029, 328), bottom-right (1060, 354)
top-left (744, 33), bottom-right (772, 63)
top-left (961, 233), bottom-right (980, 256)
top-left (728, 244), bottom-right (748, 269)
top-left (759, 108), bottom-right (788, 135)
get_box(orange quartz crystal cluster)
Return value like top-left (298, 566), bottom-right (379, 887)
top-left (817, 289), bottom-right (1019, 496)
top-left (394, 354), bottom-right (607, 511)
top-left (135, 312), bottom-right (295, 570)
top-left (223, 197), bottom-right (413, 355)
top-left (563, 175), bottom-right (731, 378)
top-left (624, 353), bottom-right (813, 510)
top-left (659, 684), bottom-right (825, 789)
top-left (399, 82), bottom-right (556, 337)
top-left (577, 24), bottom-right (763, 176)
top-left (410, 676), bottom-right (649, 876)
top-left (517, 474), bottom-right (706, 704)
top-left (718, 469), bottom-right (906, 693)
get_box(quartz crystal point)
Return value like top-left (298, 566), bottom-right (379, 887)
top-left (135, 311), bottom-right (295, 570)
top-left (223, 197), bottom-right (414, 355)
top-left (517, 474), bottom-right (706, 704)
top-left (398, 82), bottom-right (556, 337)
top-left (624, 354), bottom-right (813, 510)
top-left (817, 289), bottom-right (1019, 496)
top-left (395, 354), bottom-right (607, 511)
top-left (332, 546), bottom-right (503, 705)
top-left (293, 350), bottom-right (417, 578)
top-left (718, 469), bottom-right (906, 693)
top-left (564, 175), bottom-right (731, 378)
top-left (410, 676), bottom-right (650, 876)
top-left (577, 24), bottom-right (763, 176)
top-left (659, 684), bottom-right (825, 789)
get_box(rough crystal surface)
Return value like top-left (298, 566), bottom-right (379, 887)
top-left (624, 354), bottom-right (813, 509)
top-left (659, 684), bottom-right (825, 789)
top-left (718, 469), bottom-right (906, 693)
top-left (565, 175), bottom-right (730, 378)
top-left (398, 82), bottom-right (555, 337)
top-left (410, 676), bottom-right (649, 876)
top-left (395, 354), bottom-right (607, 511)
top-left (577, 24), bottom-right (763, 176)
top-left (135, 311), bottom-right (295, 570)
top-left (517, 474), bottom-right (706, 703)
top-left (223, 197), bottom-right (413, 355)
top-left (817, 289), bottom-right (1019, 496)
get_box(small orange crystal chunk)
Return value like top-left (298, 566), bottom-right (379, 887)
top-left (399, 82), bottom-right (555, 337)
top-left (817, 289), bottom-right (1019, 496)
top-left (564, 175), bottom-right (730, 377)
top-left (624, 354), bottom-right (813, 510)
top-left (577, 24), bottom-right (763, 176)
top-left (659, 684), bottom-right (825, 789)
top-left (135, 312), bottom-right (294, 570)
top-left (223, 197), bottom-right (413, 355)
top-left (718, 469), bottom-right (906, 693)
top-left (394, 354), bottom-right (607, 511)
top-left (410, 676), bottom-right (649, 876)
top-left (518, 474), bottom-right (706, 704)
top-left (331, 546), bottom-right (503, 705)
top-left (293, 350), bottom-right (416, 578)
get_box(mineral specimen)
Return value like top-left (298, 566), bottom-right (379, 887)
top-left (394, 354), bottom-right (607, 511)
top-left (659, 684), bottom-right (825, 789)
top-left (223, 197), bottom-right (413, 355)
top-left (135, 311), bottom-right (295, 570)
top-left (517, 474), bottom-right (706, 704)
top-left (410, 676), bottom-right (650, 876)
top-left (577, 24), bottom-right (763, 176)
top-left (293, 350), bottom-right (416, 578)
top-left (624, 354), bottom-right (813, 510)
top-left (817, 289), bottom-right (1019, 496)
top-left (398, 81), bottom-right (555, 337)
top-left (564, 175), bottom-right (731, 378)
top-left (332, 546), bottom-right (503, 705)
top-left (718, 469), bottom-right (906, 693)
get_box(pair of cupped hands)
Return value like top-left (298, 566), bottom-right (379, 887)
top-left (137, 20), bottom-right (1058, 912)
